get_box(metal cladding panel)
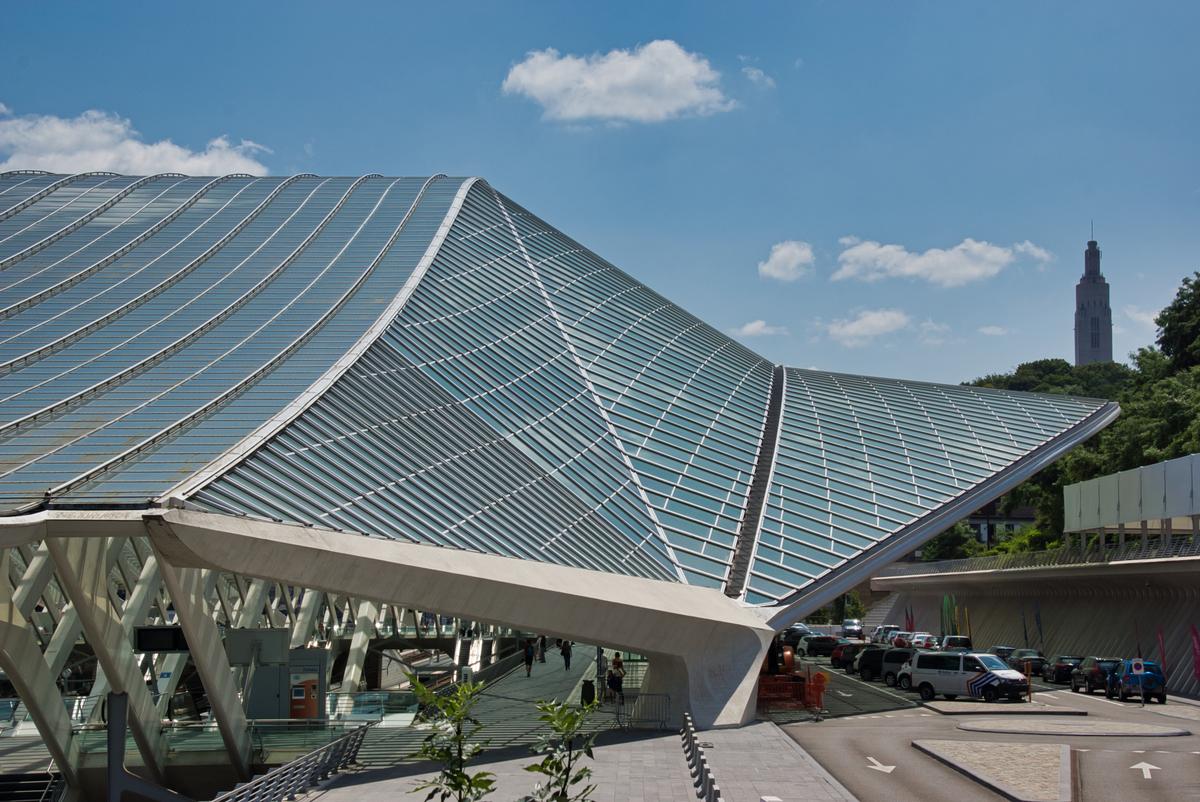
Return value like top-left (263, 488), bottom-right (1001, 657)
top-left (1141, 462), bottom-right (1167, 521)
top-left (1063, 482), bottom-right (1081, 531)
top-left (1163, 455), bottom-right (1194, 519)
top-left (492, 192), bottom-right (773, 589)
top-left (744, 368), bottom-right (1111, 604)
top-left (1118, 468), bottom-right (1141, 524)
top-left (1098, 473), bottom-right (1119, 524)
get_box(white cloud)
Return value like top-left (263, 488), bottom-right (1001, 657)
top-left (1123, 305), bottom-right (1158, 330)
top-left (0, 103), bottom-right (10, 117)
top-left (826, 308), bottom-right (910, 348)
top-left (918, 319), bottom-right (950, 345)
top-left (757, 240), bottom-right (814, 282)
top-left (978, 325), bottom-right (1009, 336)
top-left (741, 66), bottom-right (776, 88)
top-left (832, 237), bottom-right (1053, 287)
top-left (1013, 240), bottom-right (1053, 263)
top-left (501, 40), bottom-right (735, 123)
top-left (730, 319), bottom-right (788, 337)
top-left (0, 104), bottom-right (270, 175)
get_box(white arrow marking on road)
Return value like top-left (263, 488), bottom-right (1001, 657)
top-left (867, 757), bottom-right (896, 774)
top-left (1130, 762), bottom-right (1160, 780)
top-left (835, 690), bottom-right (852, 697)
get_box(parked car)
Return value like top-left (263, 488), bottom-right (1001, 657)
top-left (804, 636), bottom-right (843, 657)
top-left (882, 647), bottom-right (917, 686)
top-left (841, 619), bottom-right (864, 639)
top-left (1106, 659), bottom-right (1168, 703)
top-left (780, 624), bottom-right (813, 649)
top-left (911, 633), bottom-right (939, 649)
top-left (1042, 655), bottom-right (1084, 684)
top-left (850, 644), bottom-right (886, 675)
top-left (831, 642), bottom-right (865, 669)
top-left (941, 635), bottom-right (973, 652)
top-left (990, 645), bottom-right (1017, 661)
top-left (872, 625), bottom-right (899, 644)
top-left (856, 645), bottom-right (888, 682)
top-left (891, 631), bottom-right (915, 647)
top-left (1007, 649), bottom-right (1046, 675)
top-left (1070, 657), bottom-right (1123, 694)
top-left (899, 651), bottom-right (1028, 702)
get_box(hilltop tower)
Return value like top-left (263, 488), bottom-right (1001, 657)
top-left (1074, 237), bottom-right (1113, 365)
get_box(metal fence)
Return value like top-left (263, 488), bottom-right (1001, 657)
top-left (680, 713), bottom-right (723, 802)
top-left (209, 723), bottom-right (369, 802)
top-left (877, 535), bottom-right (1200, 578)
top-left (615, 692), bottom-right (672, 730)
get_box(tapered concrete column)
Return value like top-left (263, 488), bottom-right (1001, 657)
top-left (0, 553), bottom-right (80, 789)
top-left (12, 543), bottom-right (55, 619)
top-left (88, 550), bottom-right (161, 704)
top-left (342, 600), bottom-right (378, 690)
top-left (290, 589), bottom-right (324, 649)
top-left (46, 537), bottom-right (166, 782)
top-left (152, 551), bottom-right (252, 780)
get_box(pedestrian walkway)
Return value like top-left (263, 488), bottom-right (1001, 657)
top-left (700, 721), bottom-right (858, 802)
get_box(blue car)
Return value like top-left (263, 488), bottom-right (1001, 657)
top-left (1106, 659), bottom-right (1167, 703)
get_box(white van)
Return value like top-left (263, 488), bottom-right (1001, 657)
top-left (899, 651), bottom-right (1027, 702)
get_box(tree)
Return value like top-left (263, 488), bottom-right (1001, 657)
top-left (522, 700), bottom-right (599, 802)
top-left (1156, 271), bottom-right (1200, 372)
top-left (919, 523), bottom-right (985, 561)
top-left (410, 675), bottom-right (495, 802)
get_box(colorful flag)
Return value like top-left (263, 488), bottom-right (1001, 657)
top-left (1191, 625), bottom-right (1200, 681)
top-left (1156, 629), bottom-right (1167, 674)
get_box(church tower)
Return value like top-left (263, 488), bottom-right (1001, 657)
top-left (1074, 237), bottom-right (1113, 365)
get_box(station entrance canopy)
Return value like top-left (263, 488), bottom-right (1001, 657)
top-left (0, 171), bottom-right (1118, 734)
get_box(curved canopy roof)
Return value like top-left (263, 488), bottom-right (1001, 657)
top-left (0, 170), bottom-right (1117, 604)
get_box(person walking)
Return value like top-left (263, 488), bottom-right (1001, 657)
top-left (611, 652), bottom-right (625, 703)
top-left (524, 639), bottom-right (536, 677)
top-left (537, 634), bottom-right (547, 663)
top-left (560, 640), bottom-right (573, 671)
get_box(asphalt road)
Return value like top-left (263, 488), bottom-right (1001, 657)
top-left (782, 658), bottom-right (1200, 801)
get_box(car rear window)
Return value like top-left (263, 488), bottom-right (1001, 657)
top-left (1098, 660), bottom-right (1120, 670)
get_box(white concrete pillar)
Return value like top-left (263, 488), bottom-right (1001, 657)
top-left (290, 589), bottom-right (324, 649)
top-left (341, 600), bottom-right (378, 690)
top-left (46, 537), bottom-right (166, 782)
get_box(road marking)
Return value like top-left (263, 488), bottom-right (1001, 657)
top-left (1132, 750), bottom-right (1145, 754)
top-left (1077, 748), bottom-right (1090, 752)
top-left (866, 757), bottom-right (895, 774)
top-left (1129, 761), bottom-right (1160, 780)
top-left (835, 690), bottom-right (852, 697)
top-left (884, 714), bottom-right (895, 718)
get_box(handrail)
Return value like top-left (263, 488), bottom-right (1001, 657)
top-left (0, 172), bottom-right (119, 222)
top-left (681, 713), bottom-right (723, 802)
top-left (0, 173), bottom-right (187, 269)
top-left (877, 536), bottom-right (1200, 578)
top-left (209, 722), bottom-right (370, 802)
top-left (0, 175), bottom-right (315, 372)
top-left (42, 174), bottom-right (433, 501)
top-left (0, 173), bottom-right (262, 321)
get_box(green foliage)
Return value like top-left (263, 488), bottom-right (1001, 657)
top-left (521, 700), bottom-right (599, 802)
top-left (409, 675), bottom-right (495, 802)
top-left (919, 522), bottom-right (986, 561)
top-left (982, 525), bottom-right (1060, 555)
top-left (1156, 271), bottom-right (1200, 372)
top-left (962, 271), bottom-right (1200, 550)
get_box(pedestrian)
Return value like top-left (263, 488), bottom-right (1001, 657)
top-left (538, 634), bottom-right (547, 663)
top-left (611, 652), bottom-right (625, 703)
top-left (561, 640), bottom-right (573, 671)
top-left (524, 639), bottom-right (535, 678)
top-left (597, 650), bottom-right (610, 701)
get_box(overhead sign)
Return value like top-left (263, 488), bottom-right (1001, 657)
top-left (134, 626), bottom-right (188, 653)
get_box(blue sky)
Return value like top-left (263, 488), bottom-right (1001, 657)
top-left (2, 1), bottom-right (1196, 383)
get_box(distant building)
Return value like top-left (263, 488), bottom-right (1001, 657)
top-left (1074, 238), bottom-right (1113, 365)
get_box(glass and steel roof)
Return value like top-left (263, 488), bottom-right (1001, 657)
top-left (0, 171), bottom-right (1117, 603)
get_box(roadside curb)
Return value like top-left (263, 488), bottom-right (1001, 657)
top-left (922, 702), bottom-right (1087, 716)
top-left (913, 739), bottom-right (1072, 802)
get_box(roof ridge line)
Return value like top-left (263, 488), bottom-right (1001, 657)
top-left (162, 175), bottom-right (476, 503)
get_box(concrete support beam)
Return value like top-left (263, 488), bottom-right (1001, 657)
top-left (45, 537), bottom-right (166, 782)
top-left (235, 578), bottom-right (270, 628)
top-left (291, 589), bottom-right (323, 649)
top-left (12, 543), bottom-right (55, 619)
top-left (88, 550), bottom-right (162, 704)
top-left (0, 552), bottom-right (80, 789)
top-left (151, 509), bottom-right (775, 728)
top-left (152, 552), bottom-right (252, 780)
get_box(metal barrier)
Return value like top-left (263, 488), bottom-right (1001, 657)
top-left (209, 723), bottom-right (370, 802)
top-left (613, 692), bottom-right (671, 730)
top-left (877, 536), bottom-right (1200, 578)
top-left (680, 713), bottom-right (723, 802)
